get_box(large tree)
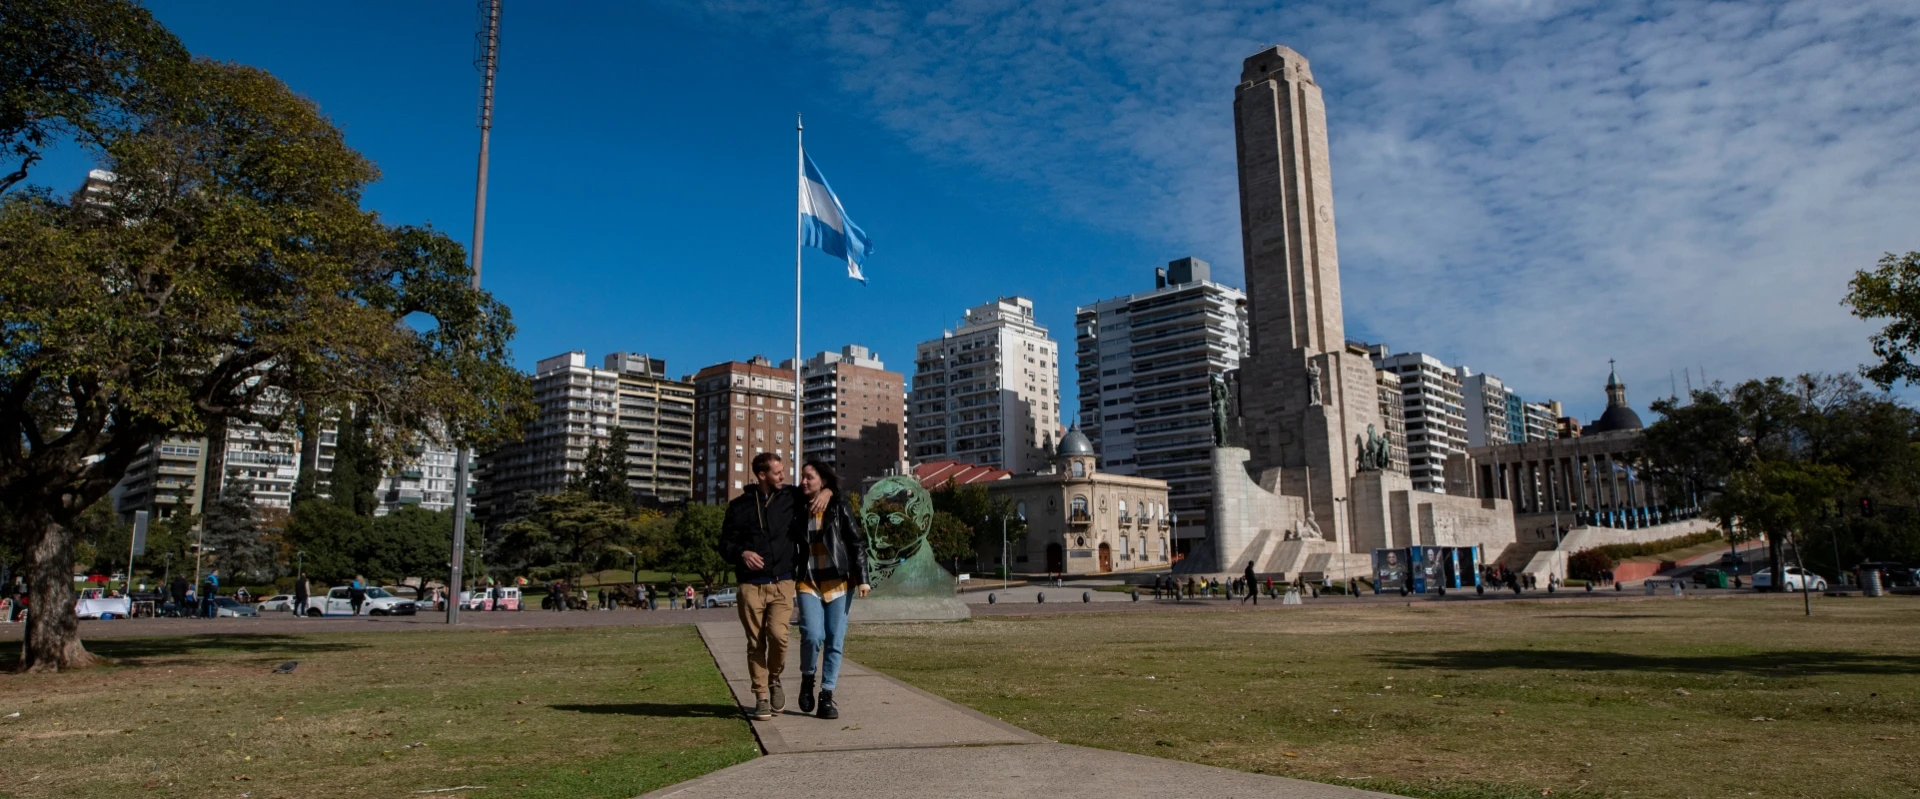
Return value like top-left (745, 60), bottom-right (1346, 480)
top-left (661, 504), bottom-right (729, 586)
top-left (1641, 374), bottom-right (1920, 581)
top-left (928, 480), bottom-right (1027, 571)
top-left (0, 5), bottom-right (532, 670)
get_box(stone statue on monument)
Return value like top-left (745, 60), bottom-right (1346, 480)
top-left (1306, 360), bottom-right (1323, 407)
top-left (1209, 373), bottom-right (1232, 445)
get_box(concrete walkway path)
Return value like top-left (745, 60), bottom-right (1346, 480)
top-left (643, 621), bottom-right (1404, 799)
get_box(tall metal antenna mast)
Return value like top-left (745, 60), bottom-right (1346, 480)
top-left (447, 0), bottom-right (500, 625)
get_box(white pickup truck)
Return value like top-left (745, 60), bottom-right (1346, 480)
top-left (301, 586), bottom-right (419, 617)
top-left (74, 587), bottom-right (132, 620)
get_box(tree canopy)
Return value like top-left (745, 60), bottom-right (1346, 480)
top-left (1640, 373), bottom-right (1920, 580)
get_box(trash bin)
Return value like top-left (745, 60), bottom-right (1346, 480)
top-left (1862, 568), bottom-right (1884, 598)
top-left (1705, 571), bottom-right (1728, 589)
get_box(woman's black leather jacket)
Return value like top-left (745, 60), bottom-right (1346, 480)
top-left (789, 494), bottom-right (870, 587)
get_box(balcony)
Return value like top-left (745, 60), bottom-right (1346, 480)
top-left (1069, 510), bottom-right (1091, 528)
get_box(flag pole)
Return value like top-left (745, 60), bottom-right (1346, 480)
top-left (794, 114), bottom-right (804, 468)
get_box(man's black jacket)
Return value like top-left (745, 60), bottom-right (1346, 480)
top-left (721, 485), bottom-right (802, 583)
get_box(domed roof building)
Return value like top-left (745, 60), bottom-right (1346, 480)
top-left (1055, 424), bottom-right (1095, 458)
top-left (1583, 361), bottom-right (1644, 435)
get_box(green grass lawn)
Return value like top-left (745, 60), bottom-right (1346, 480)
top-left (852, 595), bottom-right (1920, 799)
top-left (0, 626), bottom-right (755, 799)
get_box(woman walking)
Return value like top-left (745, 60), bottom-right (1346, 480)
top-left (790, 461), bottom-right (869, 720)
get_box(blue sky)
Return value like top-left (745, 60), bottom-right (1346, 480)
top-left (30, 0), bottom-right (1920, 425)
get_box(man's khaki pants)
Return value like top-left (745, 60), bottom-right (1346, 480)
top-left (738, 580), bottom-right (794, 699)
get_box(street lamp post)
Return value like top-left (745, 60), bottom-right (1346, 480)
top-left (296, 550), bottom-right (304, 578)
top-left (1334, 496), bottom-right (1354, 596)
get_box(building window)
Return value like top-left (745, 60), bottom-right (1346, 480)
top-left (1071, 461), bottom-right (1085, 478)
top-left (1071, 496), bottom-right (1089, 522)
top-left (1160, 537), bottom-right (1168, 559)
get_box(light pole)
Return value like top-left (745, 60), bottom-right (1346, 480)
top-left (296, 550), bottom-right (304, 578)
top-left (1334, 496), bottom-right (1353, 596)
top-left (1001, 506), bottom-right (1024, 590)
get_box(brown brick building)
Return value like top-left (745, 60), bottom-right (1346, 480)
top-left (801, 345), bottom-right (905, 491)
top-left (692, 356), bottom-right (798, 504)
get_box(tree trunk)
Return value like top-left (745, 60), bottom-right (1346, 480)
top-left (1766, 530), bottom-right (1785, 591)
top-left (202, 414), bottom-right (229, 507)
top-left (20, 514), bottom-right (101, 672)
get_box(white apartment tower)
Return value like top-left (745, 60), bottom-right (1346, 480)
top-left (1074, 257), bottom-right (1246, 532)
top-left (909, 297), bottom-right (1060, 473)
top-left (1459, 368), bottom-right (1513, 449)
top-left (1370, 348), bottom-right (1469, 493)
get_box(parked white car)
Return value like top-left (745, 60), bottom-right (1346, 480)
top-left (302, 586), bottom-right (419, 617)
top-left (1753, 567), bottom-right (1828, 592)
top-left (255, 594), bottom-right (298, 612)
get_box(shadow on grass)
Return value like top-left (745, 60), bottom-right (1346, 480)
top-left (1379, 648), bottom-right (1919, 677)
top-left (550, 702), bottom-right (742, 719)
top-left (1, 634), bottom-right (369, 670)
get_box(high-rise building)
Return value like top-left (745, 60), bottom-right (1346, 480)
top-left (1459, 368), bottom-right (1513, 449)
top-left (115, 434), bottom-right (210, 522)
top-left (605, 352), bottom-right (695, 504)
top-left (374, 436), bottom-right (463, 515)
top-left (1525, 401), bottom-right (1560, 441)
top-left (908, 297), bottom-right (1060, 474)
top-left (1370, 350), bottom-right (1468, 493)
top-left (692, 356), bottom-right (797, 503)
top-left (1373, 368), bottom-right (1409, 474)
top-left (481, 350), bottom-right (698, 518)
top-left (801, 345), bottom-right (905, 490)
top-left (480, 351), bottom-right (619, 513)
top-left (1074, 257), bottom-right (1246, 532)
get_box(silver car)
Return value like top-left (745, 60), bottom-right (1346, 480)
top-left (211, 597), bottom-right (259, 618)
top-left (704, 588), bottom-right (738, 608)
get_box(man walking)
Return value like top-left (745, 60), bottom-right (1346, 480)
top-left (293, 572), bottom-right (309, 618)
top-left (719, 453), bottom-right (830, 721)
top-left (1242, 561), bottom-right (1258, 605)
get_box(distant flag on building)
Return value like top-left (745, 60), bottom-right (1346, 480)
top-left (798, 151), bottom-right (874, 282)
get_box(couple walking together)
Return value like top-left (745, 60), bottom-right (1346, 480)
top-left (720, 452), bottom-right (870, 722)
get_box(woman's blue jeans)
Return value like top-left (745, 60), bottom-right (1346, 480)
top-left (796, 589), bottom-right (852, 690)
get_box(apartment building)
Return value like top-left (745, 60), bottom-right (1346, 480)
top-left (1460, 368), bottom-right (1514, 449)
top-left (115, 434), bottom-right (210, 522)
top-left (606, 352), bottom-right (695, 504)
top-left (1369, 348), bottom-right (1468, 493)
top-left (692, 356), bottom-right (798, 503)
top-left (801, 345), bottom-right (905, 490)
top-left (1374, 368), bottom-right (1409, 474)
top-left (909, 297), bottom-right (1060, 474)
top-left (479, 351), bottom-right (619, 517)
top-left (1073, 258), bottom-right (1246, 531)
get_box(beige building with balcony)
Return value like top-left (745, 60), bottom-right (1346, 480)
top-left (985, 425), bottom-right (1171, 575)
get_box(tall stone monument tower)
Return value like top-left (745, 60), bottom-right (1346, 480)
top-left (1230, 46), bottom-right (1380, 545)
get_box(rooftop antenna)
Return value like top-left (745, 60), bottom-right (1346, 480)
top-left (446, 0), bottom-right (500, 627)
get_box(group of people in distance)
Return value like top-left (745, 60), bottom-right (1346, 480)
top-left (720, 453), bottom-right (869, 722)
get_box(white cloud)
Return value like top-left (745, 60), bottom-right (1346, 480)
top-left (699, 0), bottom-right (1920, 420)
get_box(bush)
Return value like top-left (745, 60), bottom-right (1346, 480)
top-left (1567, 549), bottom-right (1615, 581)
top-left (1592, 530), bottom-right (1724, 561)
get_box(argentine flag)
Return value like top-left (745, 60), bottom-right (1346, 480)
top-left (799, 151), bottom-right (875, 282)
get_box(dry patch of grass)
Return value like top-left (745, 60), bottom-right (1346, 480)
top-left (0, 626), bottom-right (755, 799)
top-left (853, 595), bottom-right (1920, 799)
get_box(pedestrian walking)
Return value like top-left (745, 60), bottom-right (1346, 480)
top-left (791, 461), bottom-right (870, 721)
top-left (684, 584), bottom-right (695, 610)
top-left (719, 452), bottom-right (831, 721)
top-left (293, 573), bottom-right (309, 618)
top-left (348, 578), bottom-right (366, 616)
top-left (1242, 561), bottom-right (1258, 605)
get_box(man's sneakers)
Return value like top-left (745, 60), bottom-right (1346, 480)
top-left (769, 679), bottom-right (786, 713)
top-left (749, 698), bottom-right (773, 721)
top-left (798, 674), bottom-right (816, 714)
top-left (816, 689), bottom-right (839, 720)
